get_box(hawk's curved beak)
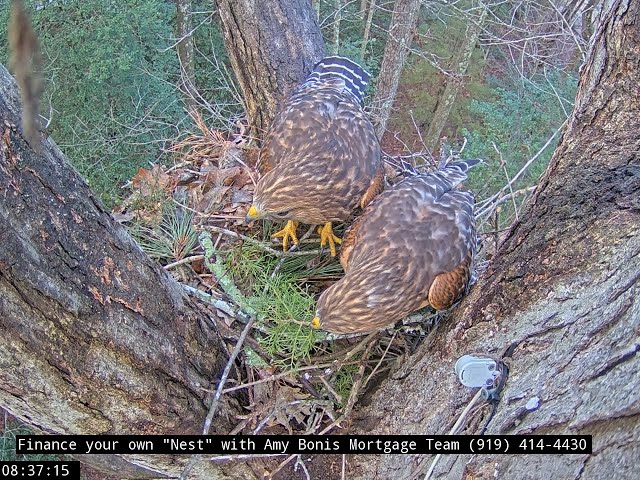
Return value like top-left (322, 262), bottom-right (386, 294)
top-left (311, 316), bottom-right (321, 329)
top-left (246, 205), bottom-right (260, 224)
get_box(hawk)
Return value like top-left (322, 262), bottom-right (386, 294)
top-left (312, 159), bottom-right (479, 334)
top-left (246, 56), bottom-right (383, 257)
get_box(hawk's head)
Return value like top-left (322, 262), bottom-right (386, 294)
top-left (246, 162), bottom-right (333, 225)
top-left (311, 267), bottom-right (394, 334)
top-left (246, 173), bottom-right (305, 223)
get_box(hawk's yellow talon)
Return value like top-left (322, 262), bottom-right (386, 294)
top-left (317, 222), bottom-right (342, 257)
top-left (273, 220), bottom-right (299, 251)
top-left (311, 316), bottom-right (321, 329)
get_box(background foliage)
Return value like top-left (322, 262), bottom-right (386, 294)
top-left (0, 0), bottom-right (234, 207)
top-left (1, 0), bottom-right (580, 211)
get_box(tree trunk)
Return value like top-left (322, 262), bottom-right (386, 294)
top-left (349, 0), bottom-right (639, 478)
top-left (359, 0), bottom-right (368, 19)
top-left (313, 0), bottom-right (321, 21)
top-left (371, 0), bottom-right (421, 137)
top-left (215, 0), bottom-right (326, 139)
top-left (333, 0), bottom-right (343, 54)
top-left (424, 3), bottom-right (487, 152)
top-left (176, 0), bottom-right (197, 115)
top-left (0, 65), bottom-right (255, 480)
top-left (360, 0), bottom-right (376, 60)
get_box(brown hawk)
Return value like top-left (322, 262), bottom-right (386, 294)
top-left (312, 159), bottom-right (479, 334)
top-left (246, 56), bottom-right (383, 257)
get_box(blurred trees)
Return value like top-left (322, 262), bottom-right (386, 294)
top-left (370, 0), bottom-right (422, 136)
top-left (423, 1), bottom-right (487, 151)
top-left (0, 0), bottom-right (596, 226)
top-left (0, 0), bottom-right (238, 207)
top-left (0, 1), bottom-right (183, 205)
top-left (176, 0), bottom-right (196, 114)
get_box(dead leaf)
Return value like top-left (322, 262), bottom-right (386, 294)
top-left (131, 165), bottom-right (175, 195)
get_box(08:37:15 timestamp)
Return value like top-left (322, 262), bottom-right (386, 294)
top-left (0, 461), bottom-right (80, 479)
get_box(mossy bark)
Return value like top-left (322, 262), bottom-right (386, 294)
top-left (349, 1), bottom-right (640, 478)
top-left (0, 65), bottom-right (256, 479)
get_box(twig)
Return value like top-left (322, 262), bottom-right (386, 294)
top-left (200, 231), bottom-right (259, 318)
top-left (207, 225), bottom-right (323, 258)
top-left (363, 331), bottom-right (396, 388)
top-left (179, 316), bottom-right (256, 480)
top-left (264, 225), bottom-right (317, 294)
top-left (269, 339), bottom-right (377, 479)
top-left (295, 455), bottom-right (311, 480)
top-left (164, 254), bottom-right (204, 270)
top-left (492, 142), bottom-right (519, 221)
top-left (475, 121), bottom-right (566, 218)
top-left (172, 197), bottom-right (245, 219)
top-left (209, 453), bottom-right (286, 463)
top-left (423, 389), bottom-right (484, 479)
top-left (181, 284), bottom-right (258, 328)
top-left (310, 331), bottom-right (379, 364)
top-left (206, 318), bottom-right (255, 433)
top-left (404, 388), bottom-right (485, 480)
top-left (219, 358), bottom-right (392, 395)
top-left (336, 331), bottom-right (380, 368)
top-left (318, 375), bottom-right (343, 405)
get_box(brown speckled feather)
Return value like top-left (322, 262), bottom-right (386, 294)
top-left (316, 160), bottom-right (478, 334)
top-left (250, 57), bottom-right (382, 225)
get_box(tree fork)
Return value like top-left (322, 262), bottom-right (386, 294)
top-left (350, 0), bottom-right (640, 478)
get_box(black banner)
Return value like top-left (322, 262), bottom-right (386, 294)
top-left (15, 435), bottom-right (591, 455)
top-left (0, 461), bottom-right (80, 480)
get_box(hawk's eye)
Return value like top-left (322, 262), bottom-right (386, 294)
top-left (274, 210), bottom-right (290, 218)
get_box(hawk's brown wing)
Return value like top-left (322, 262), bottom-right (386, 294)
top-left (317, 160), bottom-right (478, 334)
top-left (254, 86), bottom-right (381, 224)
top-left (251, 57), bottom-right (382, 226)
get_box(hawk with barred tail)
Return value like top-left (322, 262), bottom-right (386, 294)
top-left (312, 159), bottom-right (479, 334)
top-left (246, 56), bottom-right (383, 257)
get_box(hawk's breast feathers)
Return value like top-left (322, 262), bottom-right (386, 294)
top-left (250, 57), bottom-right (382, 226)
top-left (315, 159), bottom-right (479, 334)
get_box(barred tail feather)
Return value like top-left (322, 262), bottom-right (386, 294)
top-left (440, 159), bottom-right (481, 184)
top-left (307, 56), bottom-right (370, 104)
top-left (445, 158), bottom-right (481, 173)
top-left (417, 158), bottom-right (481, 199)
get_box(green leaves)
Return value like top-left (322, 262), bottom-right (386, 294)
top-left (0, 1), bottom-right (233, 207)
top-left (463, 72), bottom-right (578, 196)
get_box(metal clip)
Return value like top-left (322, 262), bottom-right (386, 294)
top-left (454, 354), bottom-right (501, 389)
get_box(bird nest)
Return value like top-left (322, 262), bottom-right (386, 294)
top-left (113, 119), bottom-right (459, 446)
top-left (111, 114), bottom-right (519, 480)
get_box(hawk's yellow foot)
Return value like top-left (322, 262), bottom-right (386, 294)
top-left (273, 220), bottom-right (299, 251)
top-left (317, 222), bottom-right (342, 257)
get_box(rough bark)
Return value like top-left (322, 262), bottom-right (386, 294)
top-left (350, 0), bottom-right (639, 478)
top-left (0, 65), bottom-right (256, 479)
top-left (424, 4), bottom-right (487, 152)
top-left (371, 0), bottom-right (421, 137)
top-left (215, 0), bottom-right (326, 139)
